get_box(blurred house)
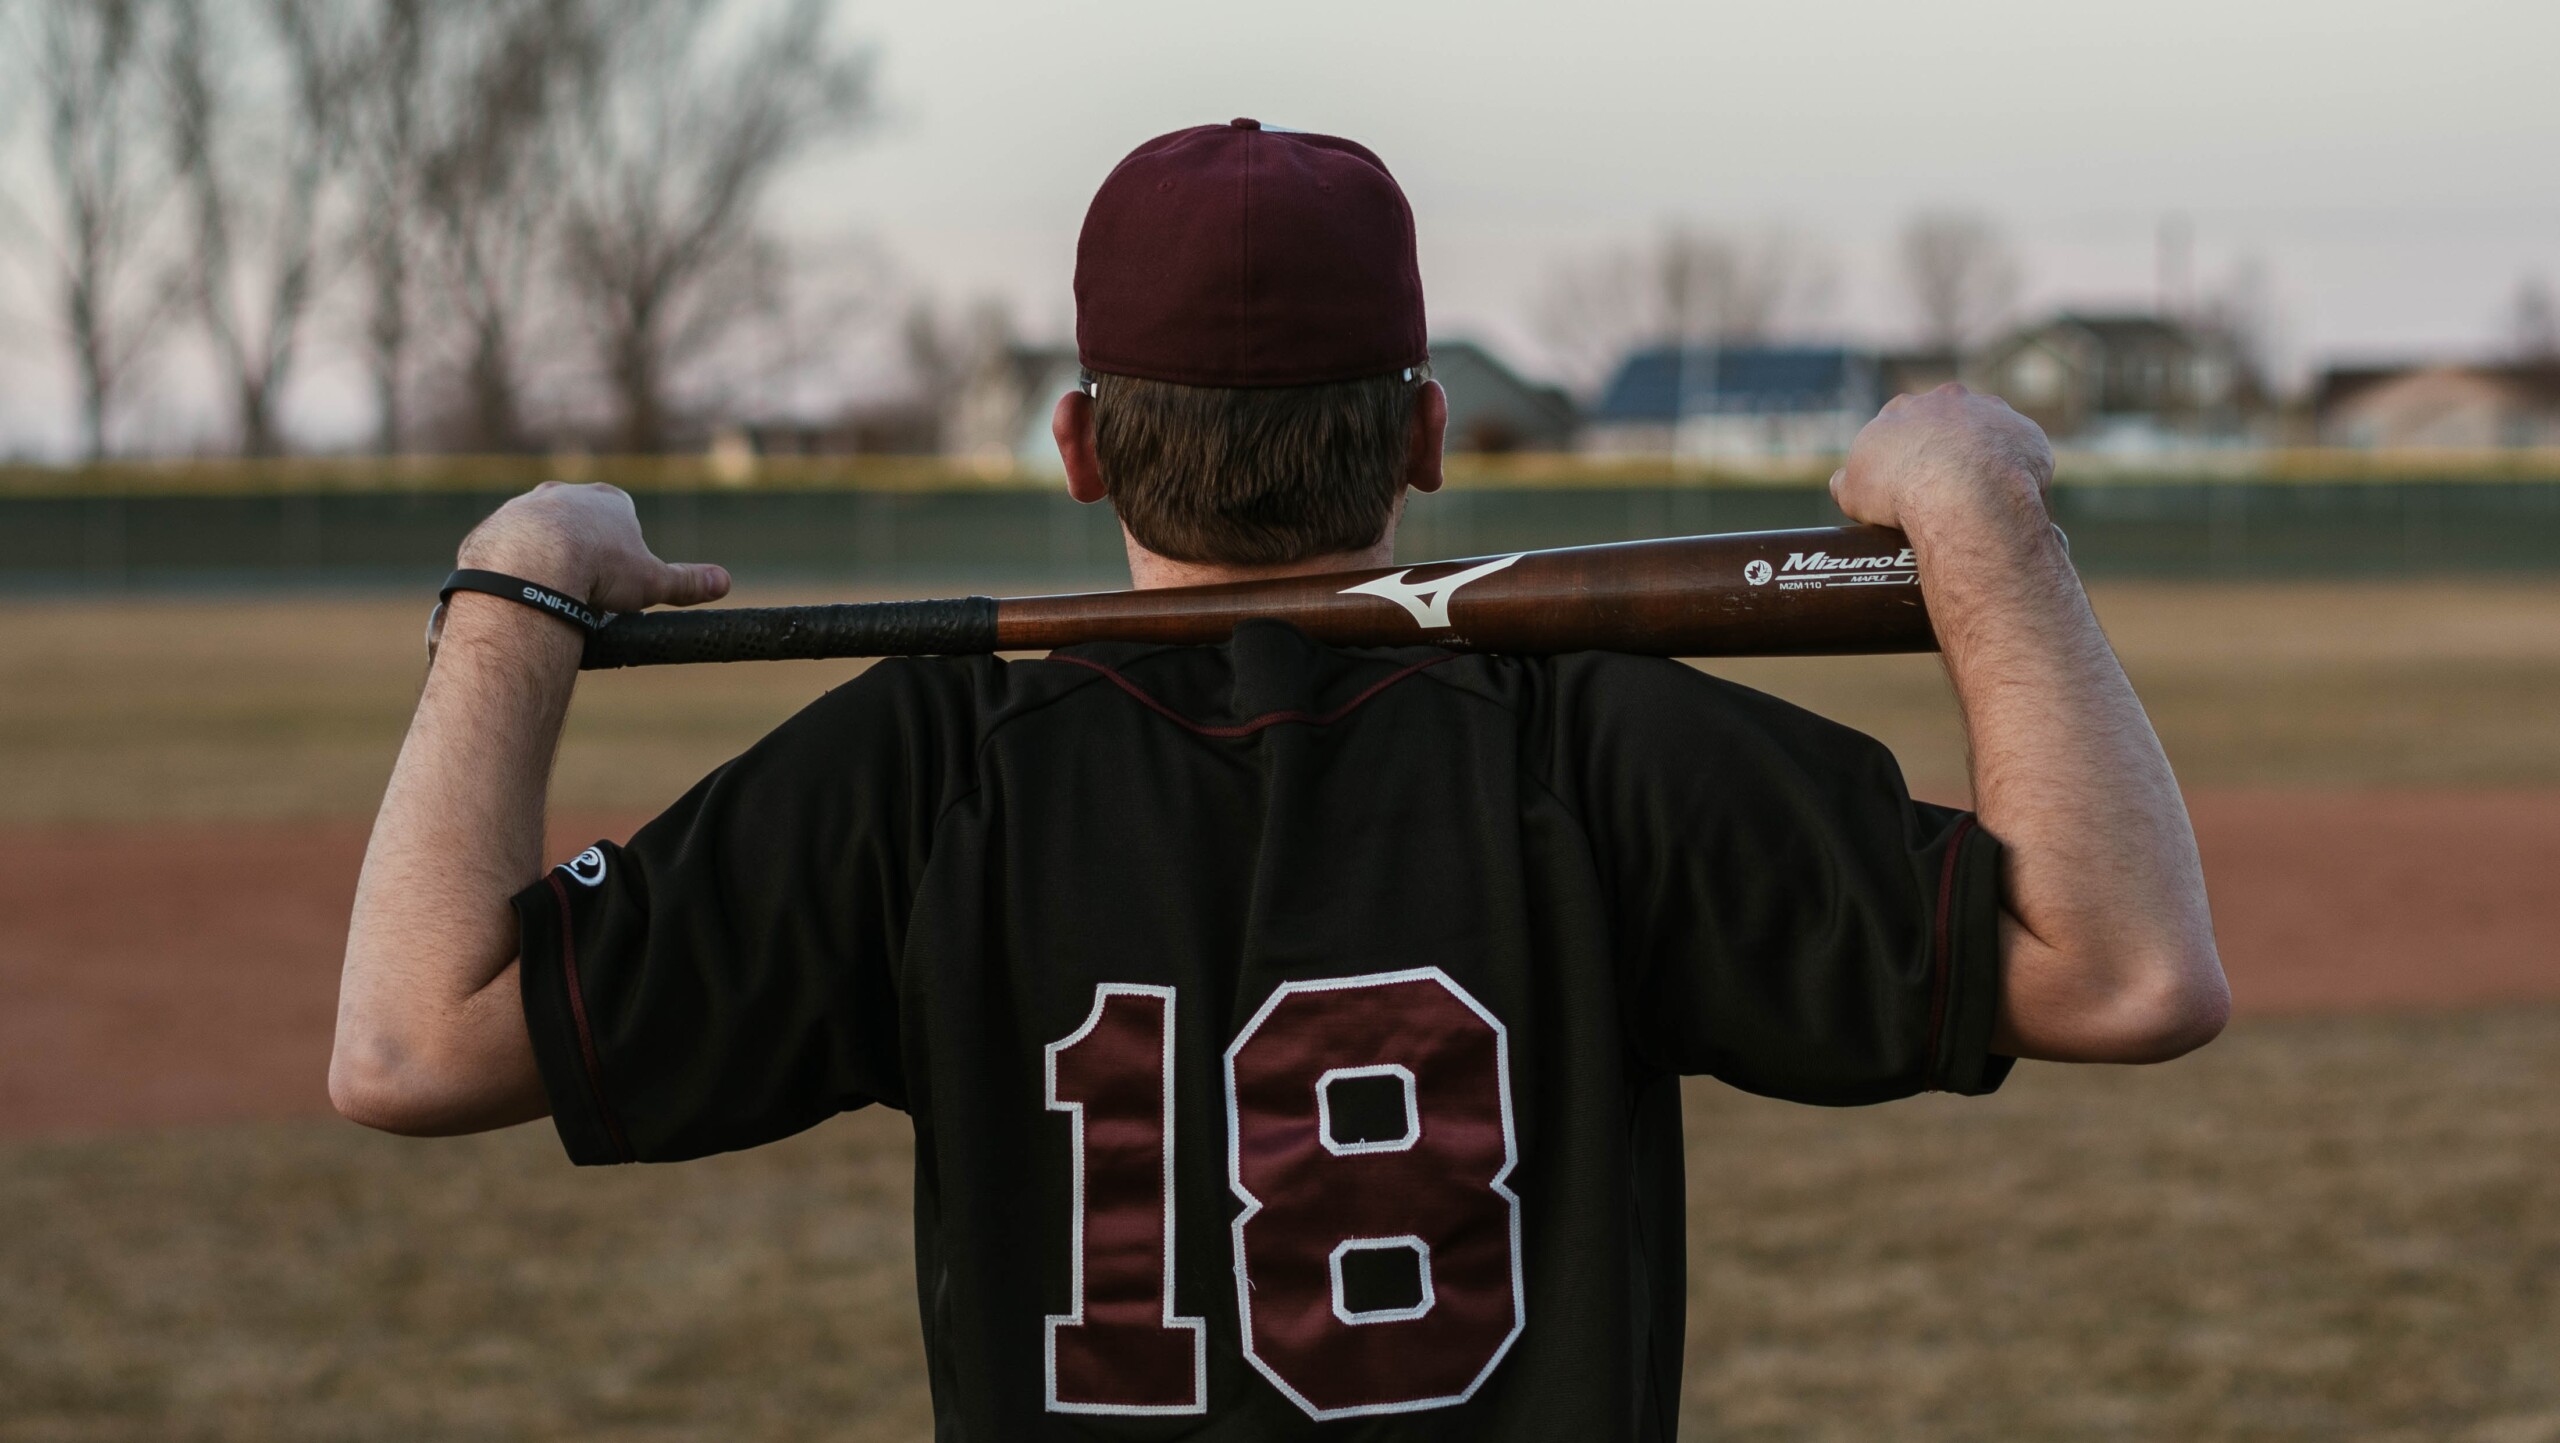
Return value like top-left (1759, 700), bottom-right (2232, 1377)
top-left (2314, 363), bottom-right (2560, 448)
top-left (938, 338), bottom-right (1572, 472)
top-left (1429, 339), bottom-right (1579, 452)
top-left (1969, 313), bottom-right (2262, 448)
top-left (1583, 345), bottom-right (1882, 459)
top-left (740, 401), bottom-right (943, 457)
top-left (1878, 348), bottom-right (1962, 400)
top-left (942, 345), bottom-right (1081, 473)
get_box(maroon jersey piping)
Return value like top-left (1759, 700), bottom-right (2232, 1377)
top-left (547, 871), bottom-right (635, 1162)
top-left (1044, 652), bottom-right (1458, 738)
top-left (1924, 815), bottom-right (1976, 1091)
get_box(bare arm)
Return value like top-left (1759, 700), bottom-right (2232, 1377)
top-left (1833, 385), bottom-right (2228, 1063)
top-left (330, 483), bottom-right (729, 1135)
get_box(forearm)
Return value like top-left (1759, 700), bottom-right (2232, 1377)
top-left (332, 595), bottom-right (578, 1132)
top-left (331, 481), bottom-right (729, 1133)
top-left (1908, 489), bottom-right (2226, 1061)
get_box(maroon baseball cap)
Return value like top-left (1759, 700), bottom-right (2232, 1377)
top-left (1074, 119), bottom-right (1427, 388)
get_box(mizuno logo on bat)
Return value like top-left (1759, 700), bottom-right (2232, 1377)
top-left (1339, 553), bottom-right (1525, 629)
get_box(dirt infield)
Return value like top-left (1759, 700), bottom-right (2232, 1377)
top-left (2, 580), bottom-right (2554, 1123)
top-left (4, 792), bottom-right (2555, 1137)
top-left (3, 583), bottom-right (2557, 1440)
top-left (7, 1007), bottom-right (2555, 1442)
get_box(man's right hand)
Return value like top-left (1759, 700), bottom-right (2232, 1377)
top-left (1828, 382), bottom-right (2054, 539)
top-left (335, 482), bottom-right (730, 1137)
top-left (458, 480), bottom-right (732, 614)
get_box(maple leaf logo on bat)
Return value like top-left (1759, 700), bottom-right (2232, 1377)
top-left (1339, 553), bottom-right (1525, 629)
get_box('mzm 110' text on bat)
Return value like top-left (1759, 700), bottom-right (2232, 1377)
top-left (578, 524), bottom-right (1938, 670)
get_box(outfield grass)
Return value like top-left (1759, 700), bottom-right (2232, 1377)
top-left (4, 580), bottom-right (2559, 827)
top-left (2, 1009), bottom-right (2554, 1441)
top-left (3, 580), bottom-right (2556, 1440)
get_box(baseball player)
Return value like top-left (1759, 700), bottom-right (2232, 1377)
top-left (334, 121), bottom-right (2226, 1438)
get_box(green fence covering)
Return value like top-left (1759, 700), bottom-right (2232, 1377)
top-left (3, 480), bottom-right (2557, 590)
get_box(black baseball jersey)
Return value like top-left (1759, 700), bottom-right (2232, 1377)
top-left (514, 619), bottom-right (2009, 1440)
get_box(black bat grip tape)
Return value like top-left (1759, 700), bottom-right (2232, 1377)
top-left (579, 597), bottom-right (1001, 669)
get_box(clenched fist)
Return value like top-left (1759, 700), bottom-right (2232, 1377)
top-left (457, 481), bottom-right (731, 614)
top-left (1830, 383), bottom-right (2054, 536)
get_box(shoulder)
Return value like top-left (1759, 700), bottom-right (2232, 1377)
top-left (1430, 652), bottom-right (1903, 814)
top-left (772, 652), bottom-right (1119, 773)
top-left (1424, 650), bottom-right (1871, 750)
top-left (793, 652), bottom-right (1098, 727)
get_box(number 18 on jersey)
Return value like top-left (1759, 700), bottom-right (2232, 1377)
top-left (1043, 968), bottom-right (1524, 1421)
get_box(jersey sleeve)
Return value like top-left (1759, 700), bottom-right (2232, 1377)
top-left (511, 660), bottom-right (974, 1165)
top-left (1553, 656), bottom-right (2012, 1104)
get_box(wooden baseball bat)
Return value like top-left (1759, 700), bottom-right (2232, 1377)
top-left (577, 524), bottom-right (1937, 670)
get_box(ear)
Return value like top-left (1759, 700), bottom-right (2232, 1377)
top-left (1403, 379), bottom-right (1447, 495)
top-left (1052, 391), bottom-right (1107, 504)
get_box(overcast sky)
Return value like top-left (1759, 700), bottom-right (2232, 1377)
top-left (833, 0), bottom-right (2558, 362)
top-left (4, 0), bottom-right (2556, 453)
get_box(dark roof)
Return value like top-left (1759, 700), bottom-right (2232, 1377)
top-left (2312, 365), bottom-right (2412, 416)
top-left (1006, 344), bottom-right (1079, 387)
top-left (1594, 345), bottom-right (1874, 422)
top-left (2044, 313), bottom-right (2195, 346)
top-left (1877, 349), bottom-right (1961, 395)
top-left (1426, 338), bottom-right (1578, 449)
top-left (2510, 362), bottom-right (2560, 403)
top-left (2314, 361), bottom-right (2560, 415)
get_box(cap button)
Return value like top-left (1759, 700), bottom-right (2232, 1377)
top-left (1229, 117), bottom-right (1261, 130)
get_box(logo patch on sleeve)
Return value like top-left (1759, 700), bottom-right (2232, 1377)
top-left (561, 847), bottom-right (609, 887)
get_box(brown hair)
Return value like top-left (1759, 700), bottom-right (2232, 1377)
top-left (1088, 367), bottom-right (1425, 566)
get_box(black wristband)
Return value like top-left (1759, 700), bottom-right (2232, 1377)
top-left (440, 569), bottom-right (609, 632)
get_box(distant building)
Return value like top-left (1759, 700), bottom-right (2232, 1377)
top-left (1969, 312), bottom-right (2261, 448)
top-left (1429, 339), bottom-right (1579, 452)
top-left (738, 402), bottom-right (942, 458)
top-left (1878, 348), bottom-right (1962, 401)
top-left (942, 338), bottom-right (1573, 472)
top-left (2314, 363), bottom-right (2560, 448)
top-left (1583, 344), bottom-right (1881, 459)
top-left (941, 344), bottom-right (1080, 473)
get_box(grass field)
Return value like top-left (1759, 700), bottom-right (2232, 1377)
top-left (2, 580), bottom-right (2556, 1440)
top-left (4, 1013), bottom-right (2554, 1441)
top-left (4, 579), bottom-right (2559, 826)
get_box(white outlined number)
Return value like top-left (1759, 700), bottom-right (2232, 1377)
top-left (1043, 985), bottom-right (1206, 1414)
top-left (1227, 968), bottom-right (1523, 1420)
top-left (1044, 970), bottom-right (1522, 1421)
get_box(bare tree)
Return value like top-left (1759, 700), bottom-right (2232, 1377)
top-left (1535, 224), bottom-right (1835, 397)
top-left (2510, 275), bottom-right (2559, 363)
top-left (2202, 255), bottom-right (2280, 397)
top-left (900, 291), bottom-right (1017, 452)
top-left (410, 0), bottom-right (599, 453)
top-left (161, 0), bottom-right (364, 456)
top-left (13, 0), bottom-right (181, 459)
top-left (1898, 209), bottom-right (2021, 352)
top-left (901, 295), bottom-right (1012, 403)
top-left (345, 0), bottom-right (429, 453)
top-left (707, 231), bottom-right (889, 425)
top-left (556, 0), bottom-right (873, 453)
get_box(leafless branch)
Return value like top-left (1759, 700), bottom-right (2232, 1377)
top-left (1535, 224), bottom-right (1836, 397)
top-left (404, 0), bottom-right (597, 453)
top-left (2202, 255), bottom-right (2281, 396)
top-left (160, 0), bottom-right (365, 456)
top-left (16, 0), bottom-right (183, 460)
top-left (1898, 209), bottom-right (2021, 352)
top-left (340, 0), bottom-right (429, 453)
top-left (556, 0), bottom-right (875, 452)
top-left (2510, 275), bottom-right (2559, 363)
